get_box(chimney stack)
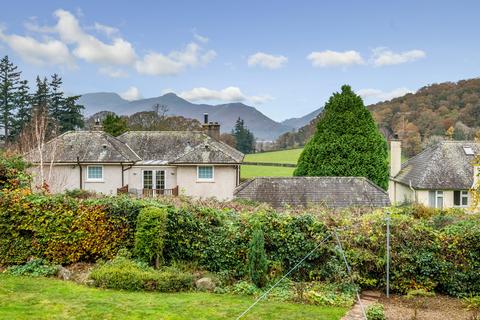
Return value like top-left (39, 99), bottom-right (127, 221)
top-left (390, 138), bottom-right (401, 177)
top-left (92, 118), bottom-right (103, 131)
top-left (202, 113), bottom-right (220, 140)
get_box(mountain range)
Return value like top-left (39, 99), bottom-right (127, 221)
top-left (78, 92), bottom-right (321, 140)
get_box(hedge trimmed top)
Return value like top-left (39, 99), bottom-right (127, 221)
top-left (295, 85), bottom-right (389, 190)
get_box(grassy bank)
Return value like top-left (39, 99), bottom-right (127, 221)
top-left (0, 275), bottom-right (347, 320)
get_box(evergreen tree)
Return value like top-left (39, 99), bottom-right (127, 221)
top-left (231, 117), bottom-right (255, 154)
top-left (102, 113), bottom-right (127, 136)
top-left (0, 56), bottom-right (21, 141)
top-left (294, 85), bottom-right (389, 190)
top-left (59, 95), bottom-right (84, 132)
top-left (11, 80), bottom-right (31, 138)
top-left (31, 76), bottom-right (49, 113)
top-left (248, 225), bottom-right (268, 288)
top-left (48, 74), bottom-right (64, 122)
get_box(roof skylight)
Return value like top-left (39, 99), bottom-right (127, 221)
top-left (463, 146), bottom-right (474, 155)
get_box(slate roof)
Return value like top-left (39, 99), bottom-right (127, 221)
top-left (117, 131), bottom-right (244, 164)
top-left (25, 131), bottom-right (140, 163)
top-left (234, 176), bottom-right (390, 209)
top-left (393, 140), bottom-right (480, 189)
top-left (27, 130), bottom-right (244, 165)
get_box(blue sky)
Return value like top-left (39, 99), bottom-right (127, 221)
top-left (1, 1), bottom-right (479, 121)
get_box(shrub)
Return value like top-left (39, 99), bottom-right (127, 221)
top-left (230, 280), bottom-right (261, 296)
top-left (0, 152), bottom-right (31, 190)
top-left (405, 289), bottom-right (435, 320)
top-left (248, 224), bottom-right (268, 288)
top-left (89, 256), bottom-right (193, 292)
top-left (303, 282), bottom-right (356, 307)
top-left (134, 206), bottom-right (168, 268)
top-left (6, 259), bottom-right (58, 277)
top-left (366, 303), bottom-right (386, 320)
top-left (463, 295), bottom-right (480, 320)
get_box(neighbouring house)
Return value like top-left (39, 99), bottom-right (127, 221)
top-left (234, 176), bottom-right (390, 209)
top-left (26, 115), bottom-right (244, 200)
top-left (388, 139), bottom-right (480, 209)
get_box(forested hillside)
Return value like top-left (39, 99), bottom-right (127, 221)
top-left (278, 78), bottom-right (480, 156)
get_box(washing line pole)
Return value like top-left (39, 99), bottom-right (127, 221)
top-left (386, 209), bottom-right (390, 299)
top-left (235, 233), bottom-right (332, 320)
top-left (333, 230), bottom-right (367, 320)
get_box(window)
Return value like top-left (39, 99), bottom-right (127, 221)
top-left (143, 170), bottom-right (165, 190)
top-left (429, 190), bottom-right (444, 208)
top-left (143, 170), bottom-right (153, 189)
top-left (87, 166), bottom-right (103, 181)
top-left (435, 191), bottom-right (444, 209)
top-left (454, 190), bottom-right (469, 207)
top-left (197, 166), bottom-right (214, 181)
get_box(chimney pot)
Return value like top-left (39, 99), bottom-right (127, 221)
top-left (204, 113), bottom-right (208, 124)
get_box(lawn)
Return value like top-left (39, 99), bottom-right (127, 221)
top-left (244, 148), bottom-right (303, 164)
top-left (0, 275), bottom-right (347, 320)
top-left (240, 165), bottom-right (296, 179)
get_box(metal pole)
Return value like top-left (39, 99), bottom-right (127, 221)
top-left (386, 209), bottom-right (390, 299)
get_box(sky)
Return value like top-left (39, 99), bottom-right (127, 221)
top-left (1, 1), bottom-right (479, 122)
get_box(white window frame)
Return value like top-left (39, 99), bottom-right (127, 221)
top-left (86, 165), bottom-right (104, 182)
top-left (435, 190), bottom-right (444, 209)
top-left (142, 169), bottom-right (166, 190)
top-left (454, 190), bottom-right (469, 207)
top-left (197, 165), bottom-right (214, 182)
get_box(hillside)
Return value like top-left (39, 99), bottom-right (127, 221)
top-left (281, 107), bottom-right (322, 129)
top-left (78, 92), bottom-right (293, 140)
top-left (277, 78), bottom-right (480, 156)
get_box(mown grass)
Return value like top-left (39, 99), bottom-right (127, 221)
top-left (0, 275), bottom-right (347, 320)
top-left (244, 148), bottom-right (303, 164)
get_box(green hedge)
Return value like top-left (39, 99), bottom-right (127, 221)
top-left (0, 188), bottom-right (479, 296)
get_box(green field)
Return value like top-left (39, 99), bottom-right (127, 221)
top-left (240, 165), bottom-right (296, 179)
top-left (240, 148), bottom-right (302, 179)
top-left (244, 148), bottom-right (303, 164)
top-left (0, 275), bottom-right (346, 320)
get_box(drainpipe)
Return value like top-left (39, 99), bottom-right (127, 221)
top-left (121, 163), bottom-right (124, 186)
top-left (409, 180), bottom-right (416, 203)
top-left (76, 156), bottom-right (82, 190)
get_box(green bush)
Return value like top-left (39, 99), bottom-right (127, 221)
top-left (134, 206), bottom-right (168, 268)
top-left (6, 259), bottom-right (58, 277)
top-left (248, 225), bottom-right (268, 288)
top-left (89, 256), bottom-right (193, 292)
top-left (366, 303), bottom-right (386, 320)
top-left (230, 280), bottom-right (261, 296)
top-left (303, 282), bottom-right (356, 307)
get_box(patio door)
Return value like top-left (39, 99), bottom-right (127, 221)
top-left (143, 170), bottom-right (165, 195)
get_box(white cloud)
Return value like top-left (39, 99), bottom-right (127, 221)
top-left (120, 86), bottom-right (142, 101)
top-left (94, 22), bottom-right (119, 37)
top-left (193, 32), bottom-right (209, 44)
top-left (53, 9), bottom-right (137, 66)
top-left (357, 87), bottom-right (413, 103)
top-left (135, 42), bottom-right (216, 76)
top-left (307, 50), bottom-right (364, 67)
top-left (247, 52), bottom-right (288, 69)
top-left (177, 86), bottom-right (273, 105)
top-left (0, 27), bottom-right (74, 66)
top-left (99, 66), bottom-right (128, 78)
top-left (372, 47), bottom-right (426, 66)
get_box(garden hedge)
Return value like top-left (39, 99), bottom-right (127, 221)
top-left (0, 188), bottom-right (479, 297)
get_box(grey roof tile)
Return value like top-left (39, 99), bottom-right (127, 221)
top-left (25, 131), bottom-right (140, 163)
top-left (394, 140), bottom-right (480, 189)
top-left (234, 176), bottom-right (390, 209)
